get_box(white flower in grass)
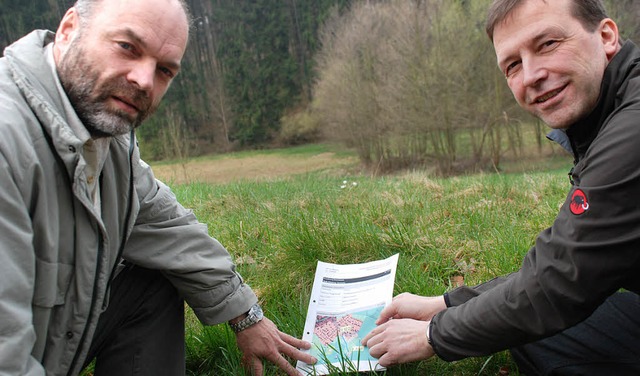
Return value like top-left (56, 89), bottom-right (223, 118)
top-left (340, 179), bottom-right (358, 189)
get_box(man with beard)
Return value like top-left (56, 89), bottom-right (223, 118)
top-left (362, 0), bottom-right (640, 374)
top-left (0, 0), bottom-right (315, 375)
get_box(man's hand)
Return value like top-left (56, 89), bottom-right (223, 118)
top-left (375, 293), bottom-right (446, 324)
top-left (361, 318), bottom-right (434, 367)
top-left (234, 317), bottom-right (316, 375)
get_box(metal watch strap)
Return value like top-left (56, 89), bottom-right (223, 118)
top-left (229, 303), bottom-right (263, 333)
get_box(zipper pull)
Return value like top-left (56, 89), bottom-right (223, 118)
top-left (568, 166), bottom-right (575, 186)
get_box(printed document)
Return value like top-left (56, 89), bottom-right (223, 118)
top-left (296, 254), bottom-right (399, 375)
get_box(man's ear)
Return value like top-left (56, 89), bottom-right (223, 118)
top-left (54, 8), bottom-right (81, 57)
top-left (599, 18), bottom-right (621, 61)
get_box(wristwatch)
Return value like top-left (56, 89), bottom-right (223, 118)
top-left (229, 303), bottom-right (264, 333)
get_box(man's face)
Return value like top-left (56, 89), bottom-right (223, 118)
top-left (492, 0), bottom-right (619, 129)
top-left (55, 0), bottom-right (188, 137)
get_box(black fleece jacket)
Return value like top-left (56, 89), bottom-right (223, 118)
top-left (429, 41), bottom-right (640, 361)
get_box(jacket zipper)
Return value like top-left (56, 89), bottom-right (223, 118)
top-left (66, 231), bottom-right (104, 376)
top-left (67, 130), bottom-right (136, 375)
top-left (102, 130), bottom-right (136, 310)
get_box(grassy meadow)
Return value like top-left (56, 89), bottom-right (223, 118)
top-left (154, 144), bottom-right (574, 375)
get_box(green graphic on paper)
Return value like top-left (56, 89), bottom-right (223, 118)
top-left (311, 306), bottom-right (382, 365)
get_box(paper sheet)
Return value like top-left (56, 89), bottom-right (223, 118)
top-left (296, 254), bottom-right (399, 375)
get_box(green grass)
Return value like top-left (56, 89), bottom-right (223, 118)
top-left (169, 159), bottom-right (573, 375)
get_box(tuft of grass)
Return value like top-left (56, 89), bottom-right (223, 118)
top-left (168, 162), bottom-right (572, 375)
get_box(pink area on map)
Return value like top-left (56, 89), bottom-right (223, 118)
top-left (314, 314), bottom-right (363, 345)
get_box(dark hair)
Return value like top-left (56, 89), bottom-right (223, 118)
top-left (485, 0), bottom-right (609, 41)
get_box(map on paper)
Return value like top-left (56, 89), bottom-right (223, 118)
top-left (296, 254), bottom-right (399, 375)
top-left (310, 307), bottom-right (382, 366)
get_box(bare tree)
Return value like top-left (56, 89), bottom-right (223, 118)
top-left (159, 106), bottom-right (195, 181)
top-left (313, 0), bottom-right (526, 175)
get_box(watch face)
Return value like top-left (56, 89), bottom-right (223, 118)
top-left (250, 304), bottom-right (264, 320)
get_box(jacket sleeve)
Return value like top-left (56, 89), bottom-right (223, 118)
top-left (0, 151), bottom-right (46, 375)
top-left (430, 110), bottom-right (640, 361)
top-left (122, 145), bottom-right (257, 326)
top-left (444, 274), bottom-right (513, 307)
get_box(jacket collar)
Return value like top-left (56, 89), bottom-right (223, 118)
top-left (4, 30), bottom-right (88, 150)
top-left (566, 41), bottom-right (640, 160)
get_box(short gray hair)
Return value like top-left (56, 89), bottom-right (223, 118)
top-left (73, 0), bottom-right (99, 25)
top-left (73, 0), bottom-right (193, 29)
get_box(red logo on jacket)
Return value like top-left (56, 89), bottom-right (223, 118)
top-left (570, 189), bottom-right (589, 215)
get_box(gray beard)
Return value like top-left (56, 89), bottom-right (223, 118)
top-left (57, 38), bottom-right (155, 138)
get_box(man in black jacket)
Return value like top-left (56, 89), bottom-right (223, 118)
top-left (362, 0), bottom-right (640, 374)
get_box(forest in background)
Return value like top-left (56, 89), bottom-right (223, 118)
top-left (2, 0), bottom-right (640, 174)
top-left (1, 0), bottom-right (351, 157)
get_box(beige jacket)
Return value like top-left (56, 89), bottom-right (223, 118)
top-left (0, 30), bottom-right (257, 375)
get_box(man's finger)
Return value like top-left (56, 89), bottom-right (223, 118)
top-left (282, 359), bottom-right (302, 376)
top-left (363, 333), bottom-right (382, 349)
top-left (377, 352), bottom-right (394, 368)
top-left (361, 331), bottom-right (373, 345)
top-left (275, 331), bottom-right (315, 363)
top-left (279, 342), bottom-right (316, 365)
top-left (367, 340), bottom-right (387, 359)
top-left (270, 353), bottom-right (301, 376)
top-left (249, 356), bottom-right (264, 376)
top-left (361, 323), bottom-right (385, 345)
top-left (240, 353), bottom-right (262, 376)
top-left (376, 304), bottom-right (399, 324)
top-left (279, 331), bottom-right (312, 349)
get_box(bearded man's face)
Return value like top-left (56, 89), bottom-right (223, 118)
top-left (53, 0), bottom-right (188, 137)
top-left (57, 35), bottom-right (155, 137)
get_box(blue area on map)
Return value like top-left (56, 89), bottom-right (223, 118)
top-left (311, 306), bottom-right (383, 366)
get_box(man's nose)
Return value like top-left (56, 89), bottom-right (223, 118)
top-left (521, 57), bottom-right (547, 88)
top-left (127, 60), bottom-right (155, 93)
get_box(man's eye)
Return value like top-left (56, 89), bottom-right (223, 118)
top-left (541, 40), bottom-right (558, 50)
top-left (159, 66), bottom-right (174, 79)
top-left (119, 42), bottom-right (133, 51)
top-left (505, 61), bottom-right (521, 77)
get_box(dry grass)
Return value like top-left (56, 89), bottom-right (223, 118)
top-left (151, 151), bottom-right (359, 185)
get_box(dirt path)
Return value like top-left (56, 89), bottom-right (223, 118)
top-left (151, 152), bottom-right (358, 185)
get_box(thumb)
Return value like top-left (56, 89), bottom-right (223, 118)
top-left (375, 303), bottom-right (398, 325)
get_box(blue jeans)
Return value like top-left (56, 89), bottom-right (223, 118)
top-left (510, 292), bottom-right (640, 375)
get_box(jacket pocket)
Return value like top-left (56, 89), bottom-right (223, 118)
top-left (32, 258), bottom-right (74, 307)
